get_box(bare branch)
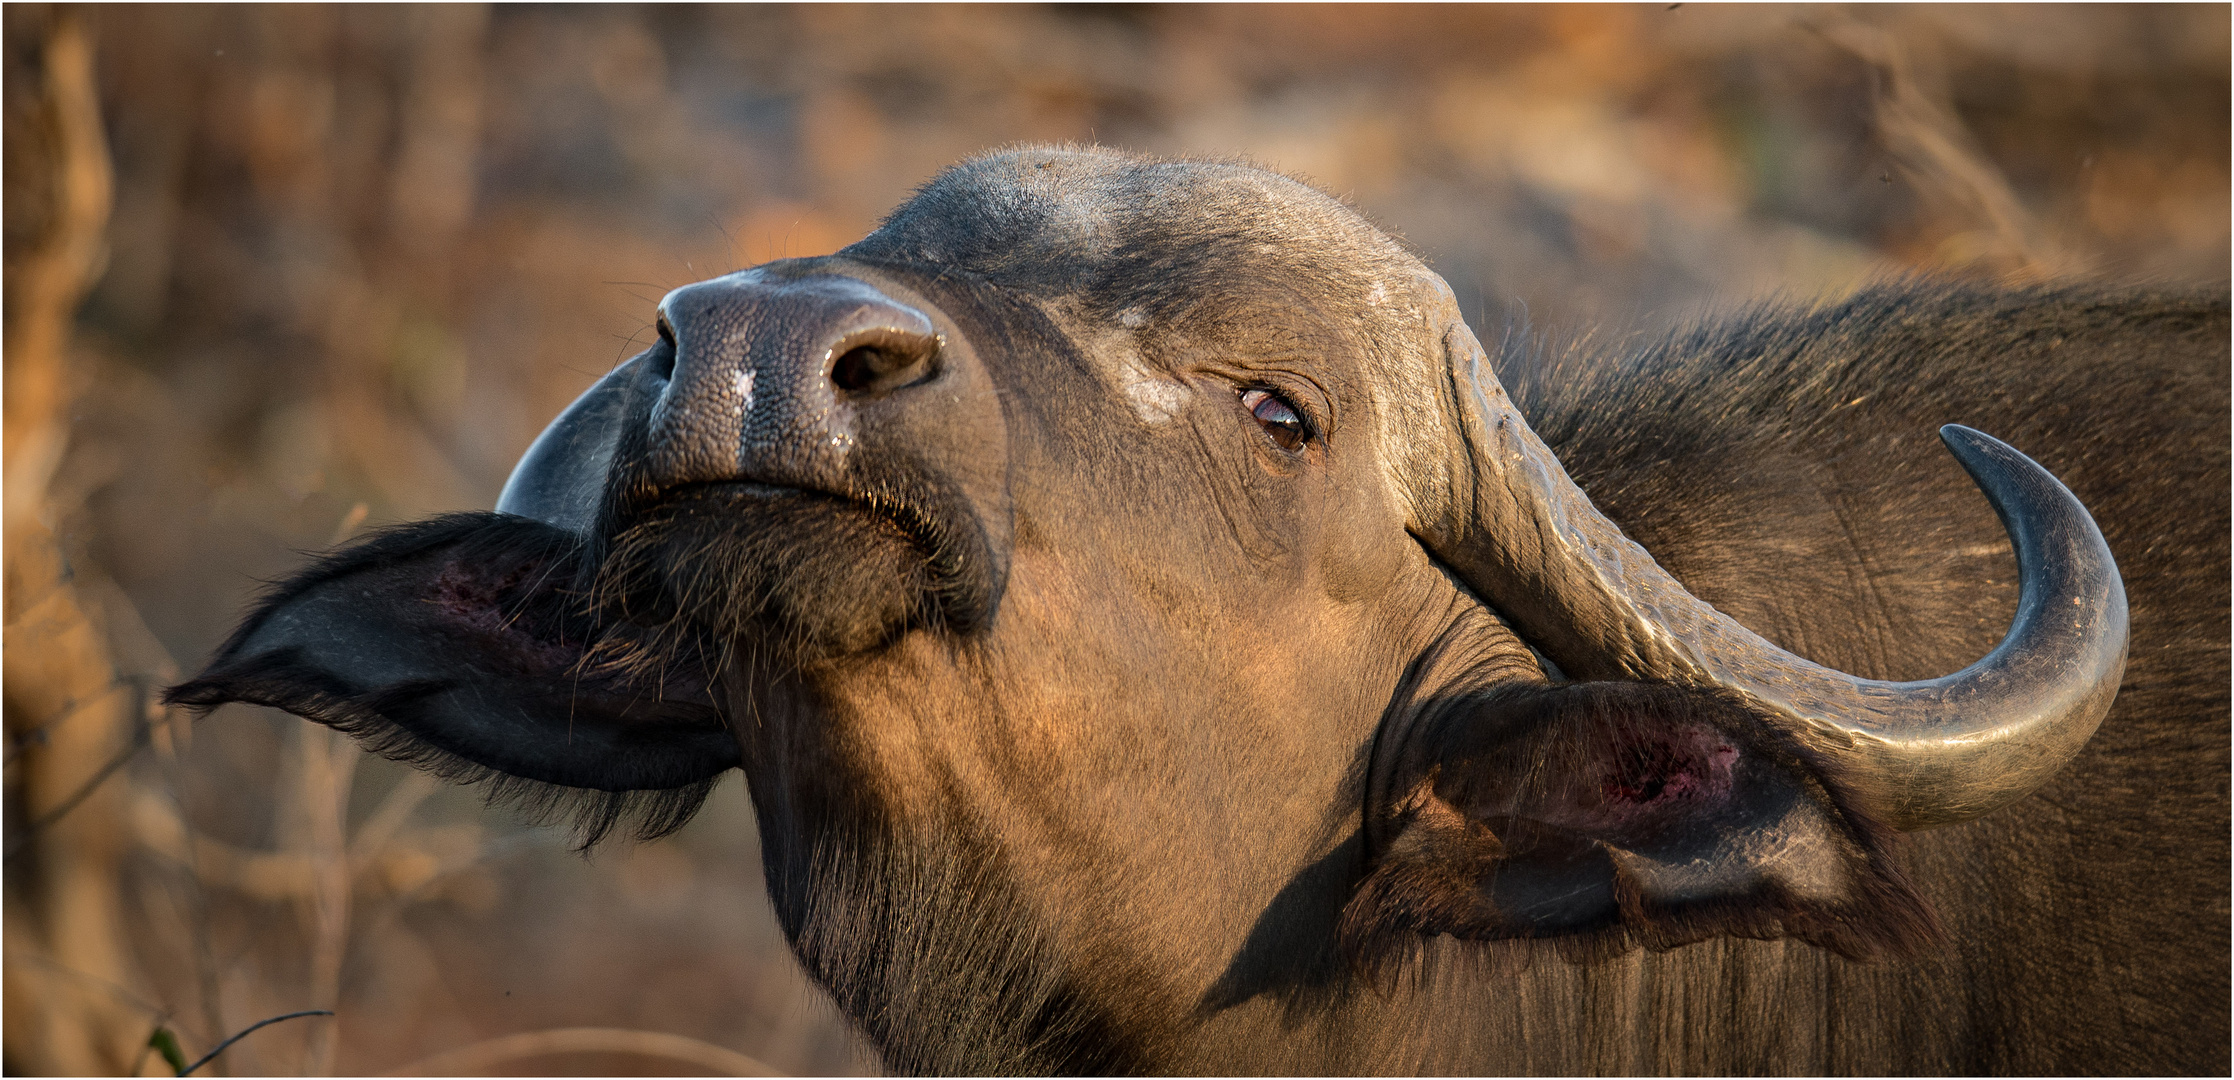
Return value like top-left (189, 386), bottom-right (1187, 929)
top-left (177, 1011), bottom-right (335, 1077)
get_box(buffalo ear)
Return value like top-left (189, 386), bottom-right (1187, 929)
top-left (164, 513), bottom-right (739, 847)
top-left (1343, 682), bottom-right (1940, 974)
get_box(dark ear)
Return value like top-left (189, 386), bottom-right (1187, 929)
top-left (165, 513), bottom-right (739, 846)
top-left (1344, 681), bottom-right (1939, 974)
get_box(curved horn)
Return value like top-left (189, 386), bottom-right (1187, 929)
top-left (1416, 321), bottom-right (2127, 831)
top-left (497, 351), bottom-right (661, 533)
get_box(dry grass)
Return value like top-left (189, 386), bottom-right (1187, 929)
top-left (5, 5), bottom-right (2224, 1074)
top-left (380, 1027), bottom-right (780, 1077)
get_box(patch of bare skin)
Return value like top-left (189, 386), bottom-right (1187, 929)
top-left (1049, 297), bottom-right (1188, 427)
top-left (1123, 366), bottom-right (1187, 425)
top-left (1114, 307), bottom-right (1185, 424)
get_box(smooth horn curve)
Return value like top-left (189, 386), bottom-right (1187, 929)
top-left (497, 352), bottom-right (658, 533)
top-left (1683, 424), bottom-right (2128, 830)
top-left (1421, 325), bottom-right (2128, 831)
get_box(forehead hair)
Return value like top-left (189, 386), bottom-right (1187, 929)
top-left (844, 146), bottom-right (1467, 518)
top-left (845, 146), bottom-right (1426, 321)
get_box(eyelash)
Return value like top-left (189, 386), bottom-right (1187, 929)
top-left (1239, 387), bottom-right (1311, 451)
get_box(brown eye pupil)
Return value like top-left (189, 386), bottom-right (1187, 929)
top-left (1241, 389), bottom-right (1308, 450)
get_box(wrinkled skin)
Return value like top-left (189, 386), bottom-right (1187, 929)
top-left (171, 148), bottom-right (2229, 1074)
top-left (702, 157), bottom-right (1537, 1067)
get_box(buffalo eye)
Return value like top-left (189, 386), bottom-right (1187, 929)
top-left (1241, 388), bottom-right (1310, 451)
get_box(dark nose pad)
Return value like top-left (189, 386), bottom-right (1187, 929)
top-left (643, 272), bottom-right (943, 493)
top-left (830, 327), bottom-right (940, 397)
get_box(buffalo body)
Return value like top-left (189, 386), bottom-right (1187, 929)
top-left (172, 148), bottom-right (2229, 1074)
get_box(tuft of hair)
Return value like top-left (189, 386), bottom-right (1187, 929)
top-left (170, 649), bottom-right (725, 853)
top-left (769, 822), bottom-right (1135, 1075)
top-left (586, 478), bottom-right (992, 665)
top-left (337, 687), bottom-right (724, 849)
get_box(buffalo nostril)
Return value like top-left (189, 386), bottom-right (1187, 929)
top-left (832, 347), bottom-right (905, 391)
top-left (830, 329), bottom-right (939, 397)
top-left (645, 316), bottom-right (678, 381)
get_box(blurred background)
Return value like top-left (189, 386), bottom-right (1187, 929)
top-left (5, 4), bottom-right (2224, 1075)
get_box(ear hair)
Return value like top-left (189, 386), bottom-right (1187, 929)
top-left (1342, 681), bottom-right (1942, 984)
top-left (171, 651), bottom-right (724, 852)
top-left (166, 513), bottom-right (731, 850)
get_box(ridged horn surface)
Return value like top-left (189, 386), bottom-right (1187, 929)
top-left (1419, 325), bottom-right (2127, 831)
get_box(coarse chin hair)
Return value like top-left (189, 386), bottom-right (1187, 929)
top-left (768, 819), bottom-right (1139, 1075)
top-left (588, 482), bottom-right (994, 664)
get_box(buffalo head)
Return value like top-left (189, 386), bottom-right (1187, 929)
top-left (170, 147), bottom-right (2126, 1072)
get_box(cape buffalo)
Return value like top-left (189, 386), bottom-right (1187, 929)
top-left (170, 147), bottom-right (2229, 1074)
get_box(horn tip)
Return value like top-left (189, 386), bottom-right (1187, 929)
top-left (1936, 423), bottom-right (2032, 485)
top-left (1938, 422), bottom-right (1998, 454)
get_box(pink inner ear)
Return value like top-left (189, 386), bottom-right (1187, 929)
top-left (1532, 720), bottom-right (1741, 836)
top-left (427, 558), bottom-right (581, 671)
top-left (1599, 724), bottom-right (1739, 805)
